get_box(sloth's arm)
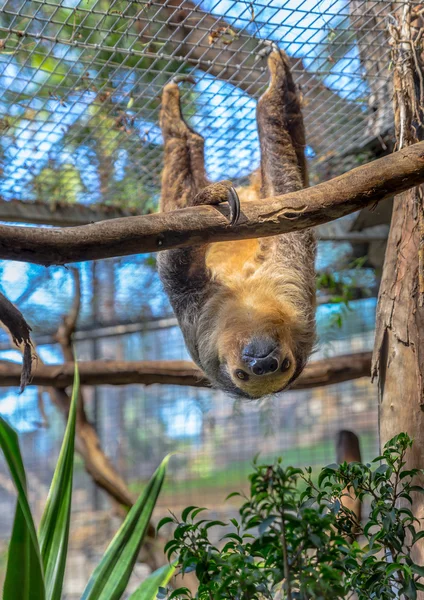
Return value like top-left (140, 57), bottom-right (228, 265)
top-left (257, 48), bottom-right (308, 197)
top-left (160, 78), bottom-right (240, 225)
top-left (158, 78), bottom-right (213, 321)
top-left (159, 79), bottom-right (208, 213)
top-left (256, 49), bottom-right (316, 383)
top-left (158, 76), bottom-right (241, 320)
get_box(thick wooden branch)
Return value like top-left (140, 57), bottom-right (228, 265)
top-left (0, 352), bottom-right (371, 389)
top-left (1, 143), bottom-right (424, 266)
top-left (0, 198), bottom-right (388, 243)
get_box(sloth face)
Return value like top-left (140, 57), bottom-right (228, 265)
top-left (197, 290), bottom-right (305, 399)
top-left (216, 332), bottom-right (298, 399)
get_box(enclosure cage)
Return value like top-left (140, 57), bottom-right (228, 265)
top-left (0, 0), bottom-right (401, 597)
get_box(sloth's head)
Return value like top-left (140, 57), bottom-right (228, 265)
top-left (195, 284), bottom-right (314, 399)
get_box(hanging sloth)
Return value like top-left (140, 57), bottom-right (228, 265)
top-left (157, 49), bottom-right (316, 399)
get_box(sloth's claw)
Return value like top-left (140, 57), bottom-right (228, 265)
top-left (171, 74), bottom-right (196, 85)
top-left (255, 40), bottom-right (280, 61)
top-left (193, 181), bottom-right (241, 226)
top-left (227, 186), bottom-right (241, 226)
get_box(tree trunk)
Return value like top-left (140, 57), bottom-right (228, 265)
top-left (372, 1), bottom-right (424, 577)
top-left (373, 187), bottom-right (424, 568)
top-left (336, 430), bottom-right (362, 533)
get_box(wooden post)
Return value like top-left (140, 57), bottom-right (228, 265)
top-left (372, 2), bottom-right (424, 573)
top-left (336, 430), bottom-right (362, 530)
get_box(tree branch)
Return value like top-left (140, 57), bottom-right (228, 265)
top-left (0, 352), bottom-right (371, 389)
top-left (2, 142), bottom-right (424, 266)
top-left (0, 198), bottom-right (388, 243)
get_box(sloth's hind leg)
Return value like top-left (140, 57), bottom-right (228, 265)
top-left (256, 49), bottom-right (308, 198)
top-left (159, 78), bottom-right (208, 213)
top-left (159, 78), bottom-right (240, 225)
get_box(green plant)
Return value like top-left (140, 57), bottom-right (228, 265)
top-left (160, 433), bottom-right (424, 600)
top-left (0, 364), bottom-right (174, 600)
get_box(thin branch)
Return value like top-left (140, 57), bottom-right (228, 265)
top-left (2, 142), bottom-right (424, 266)
top-left (0, 351), bottom-right (372, 389)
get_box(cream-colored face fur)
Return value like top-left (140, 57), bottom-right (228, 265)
top-left (202, 285), bottom-right (301, 398)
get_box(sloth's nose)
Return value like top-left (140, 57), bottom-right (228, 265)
top-left (243, 338), bottom-right (277, 359)
top-left (250, 356), bottom-right (279, 376)
top-left (242, 338), bottom-right (279, 376)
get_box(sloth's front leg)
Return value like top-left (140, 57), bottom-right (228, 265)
top-left (159, 76), bottom-right (240, 225)
top-left (192, 180), bottom-right (240, 226)
top-left (256, 47), bottom-right (307, 196)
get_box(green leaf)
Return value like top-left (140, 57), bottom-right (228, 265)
top-left (258, 516), bottom-right (276, 536)
top-left (0, 418), bottom-right (45, 600)
top-left (374, 464), bottom-right (390, 476)
top-left (191, 507), bottom-right (208, 519)
top-left (82, 454), bottom-right (171, 600)
top-left (225, 492), bottom-right (241, 500)
top-left (181, 506), bottom-right (197, 522)
top-left (129, 563), bottom-right (176, 599)
top-left (413, 531), bottom-right (424, 544)
top-left (386, 562), bottom-right (403, 576)
top-left (157, 517), bottom-right (174, 532)
top-left (39, 364), bottom-right (79, 600)
top-left (411, 564), bottom-right (424, 577)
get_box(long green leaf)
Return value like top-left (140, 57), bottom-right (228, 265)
top-left (82, 454), bottom-right (171, 600)
top-left (129, 563), bottom-right (176, 599)
top-left (38, 363), bottom-right (79, 600)
top-left (0, 417), bottom-right (45, 600)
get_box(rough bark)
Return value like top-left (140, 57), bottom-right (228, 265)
top-left (372, 188), bottom-right (424, 567)
top-left (0, 351), bottom-right (372, 390)
top-left (2, 142), bottom-right (424, 266)
top-left (372, 2), bottom-right (424, 575)
top-left (136, 0), bottom-right (364, 156)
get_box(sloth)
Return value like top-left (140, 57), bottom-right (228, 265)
top-left (157, 49), bottom-right (316, 399)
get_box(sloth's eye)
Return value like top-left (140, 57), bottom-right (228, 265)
top-left (281, 358), bottom-right (291, 372)
top-left (235, 369), bottom-right (249, 381)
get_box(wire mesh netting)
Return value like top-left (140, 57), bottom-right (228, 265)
top-left (0, 0), bottom-right (396, 208)
top-left (0, 303), bottom-right (378, 597)
top-left (0, 0), bottom-right (396, 596)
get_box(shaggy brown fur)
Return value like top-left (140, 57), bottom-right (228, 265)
top-left (157, 50), bottom-right (316, 399)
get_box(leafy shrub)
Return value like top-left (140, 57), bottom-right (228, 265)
top-left (0, 365), bottom-right (174, 600)
top-left (160, 434), bottom-right (424, 600)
